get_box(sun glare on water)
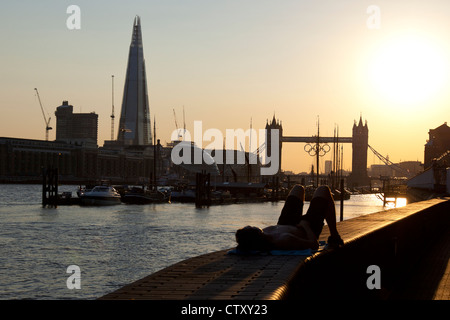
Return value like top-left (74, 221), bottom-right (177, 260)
top-left (368, 32), bottom-right (449, 104)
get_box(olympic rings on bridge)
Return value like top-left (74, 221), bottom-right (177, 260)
top-left (304, 143), bottom-right (331, 157)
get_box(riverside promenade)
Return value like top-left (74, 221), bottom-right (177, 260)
top-left (100, 197), bottom-right (450, 300)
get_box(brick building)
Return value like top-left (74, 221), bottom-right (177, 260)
top-left (424, 122), bottom-right (450, 169)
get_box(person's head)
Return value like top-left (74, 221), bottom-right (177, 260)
top-left (235, 226), bottom-right (271, 252)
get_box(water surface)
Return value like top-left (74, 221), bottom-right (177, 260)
top-left (0, 184), bottom-right (401, 299)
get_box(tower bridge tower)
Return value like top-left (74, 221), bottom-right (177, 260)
top-left (265, 115), bottom-right (283, 175)
top-left (348, 116), bottom-right (370, 187)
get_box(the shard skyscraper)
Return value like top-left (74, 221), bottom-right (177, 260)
top-left (117, 16), bottom-right (152, 145)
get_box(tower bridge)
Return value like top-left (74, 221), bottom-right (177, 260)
top-left (281, 136), bottom-right (353, 144)
top-left (265, 115), bottom-right (370, 187)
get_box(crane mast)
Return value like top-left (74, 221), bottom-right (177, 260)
top-left (173, 108), bottom-right (182, 140)
top-left (110, 75), bottom-right (115, 140)
top-left (34, 88), bottom-right (52, 141)
top-left (183, 105), bottom-right (186, 137)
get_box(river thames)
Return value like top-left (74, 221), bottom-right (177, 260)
top-left (0, 184), bottom-right (406, 300)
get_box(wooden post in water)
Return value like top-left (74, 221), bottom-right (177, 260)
top-left (195, 171), bottom-right (211, 208)
top-left (42, 167), bottom-right (46, 207)
top-left (195, 172), bottom-right (201, 207)
top-left (42, 166), bottom-right (58, 208)
top-left (340, 178), bottom-right (344, 221)
top-left (206, 173), bottom-right (211, 206)
top-left (381, 176), bottom-right (390, 206)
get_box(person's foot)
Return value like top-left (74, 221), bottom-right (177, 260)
top-left (326, 234), bottom-right (344, 249)
top-left (288, 185), bottom-right (305, 200)
top-left (312, 185), bottom-right (333, 201)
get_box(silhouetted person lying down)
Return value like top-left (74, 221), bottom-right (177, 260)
top-left (235, 185), bottom-right (344, 252)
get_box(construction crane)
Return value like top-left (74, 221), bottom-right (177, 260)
top-left (34, 88), bottom-right (52, 141)
top-left (110, 75), bottom-right (115, 140)
top-left (172, 106), bottom-right (187, 141)
top-left (182, 105), bottom-right (186, 137)
top-left (173, 108), bottom-right (182, 141)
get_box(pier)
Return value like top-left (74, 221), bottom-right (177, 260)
top-left (99, 197), bottom-right (450, 300)
top-left (376, 176), bottom-right (408, 206)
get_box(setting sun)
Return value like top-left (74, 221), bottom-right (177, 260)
top-left (368, 32), bottom-right (449, 104)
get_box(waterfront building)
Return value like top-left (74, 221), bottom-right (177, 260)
top-left (0, 137), bottom-right (79, 181)
top-left (369, 161), bottom-right (422, 179)
top-left (406, 123), bottom-right (449, 197)
top-left (395, 161), bottom-right (422, 177)
top-left (424, 122), bottom-right (450, 169)
top-left (369, 164), bottom-right (394, 178)
top-left (117, 16), bottom-right (152, 146)
top-left (0, 137), bottom-right (162, 184)
top-left (54, 101), bottom-right (98, 147)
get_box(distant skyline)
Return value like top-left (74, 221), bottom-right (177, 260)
top-left (1, 1), bottom-right (449, 173)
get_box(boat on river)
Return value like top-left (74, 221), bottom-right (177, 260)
top-left (80, 186), bottom-right (122, 206)
top-left (169, 189), bottom-right (196, 202)
top-left (121, 186), bottom-right (169, 204)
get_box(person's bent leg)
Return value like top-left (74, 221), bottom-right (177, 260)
top-left (310, 186), bottom-right (343, 247)
top-left (311, 186), bottom-right (339, 237)
top-left (277, 185), bottom-right (305, 225)
top-left (303, 186), bottom-right (343, 246)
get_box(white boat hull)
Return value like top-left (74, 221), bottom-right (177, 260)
top-left (79, 186), bottom-right (122, 206)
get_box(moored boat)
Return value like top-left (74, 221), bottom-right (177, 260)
top-left (121, 186), bottom-right (168, 204)
top-left (80, 186), bottom-right (122, 206)
top-left (169, 189), bottom-right (196, 202)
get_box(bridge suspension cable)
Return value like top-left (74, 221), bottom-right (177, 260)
top-left (368, 144), bottom-right (412, 178)
top-left (435, 149), bottom-right (450, 163)
top-left (254, 142), bottom-right (266, 156)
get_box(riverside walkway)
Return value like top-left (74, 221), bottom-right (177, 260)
top-left (99, 197), bottom-right (450, 300)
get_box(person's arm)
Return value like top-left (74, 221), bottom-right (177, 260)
top-left (274, 233), bottom-right (319, 250)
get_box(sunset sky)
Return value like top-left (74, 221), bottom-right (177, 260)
top-left (1, 0), bottom-right (449, 173)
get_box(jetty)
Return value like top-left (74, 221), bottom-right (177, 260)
top-left (99, 197), bottom-right (450, 300)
